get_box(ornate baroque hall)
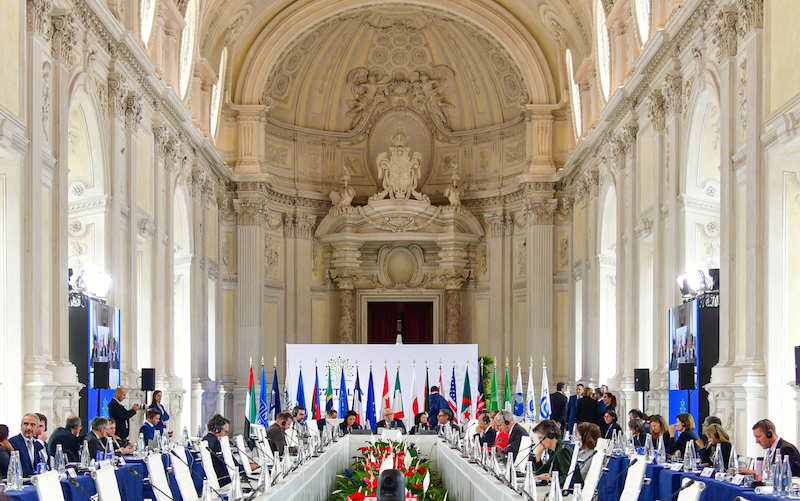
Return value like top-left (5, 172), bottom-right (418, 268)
top-left (2, 0), bottom-right (800, 460)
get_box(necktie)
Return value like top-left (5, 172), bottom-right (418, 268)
top-left (26, 438), bottom-right (34, 464)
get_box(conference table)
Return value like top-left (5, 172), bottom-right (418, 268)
top-left (3, 450), bottom-right (205, 501)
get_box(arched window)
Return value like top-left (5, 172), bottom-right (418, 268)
top-left (595, 0), bottom-right (611, 101)
top-left (179, 0), bottom-right (198, 100)
top-left (566, 49), bottom-right (583, 139)
top-left (635, 0), bottom-right (651, 47)
top-left (140, 0), bottom-right (156, 47)
top-left (210, 48), bottom-right (227, 140)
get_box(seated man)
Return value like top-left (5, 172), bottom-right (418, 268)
top-left (48, 416), bottom-right (82, 461)
top-left (291, 406), bottom-right (317, 442)
top-left (532, 418), bottom-right (577, 488)
top-left (435, 408), bottom-right (460, 435)
top-left (494, 410), bottom-right (529, 461)
top-left (376, 408), bottom-right (407, 433)
top-left (83, 417), bottom-right (108, 461)
top-left (317, 409), bottom-right (337, 433)
top-left (203, 414), bottom-right (234, 486)
top-left (103, 419), bottom-right (134, 455)
top-left (740, 419), bottom-right (800, 477)
top-left (266, 411), bottom-right (296, 457)
top-left (9, 413), bottom-right (45, 476)
top-left (139, 408), bottom-right (161, 444)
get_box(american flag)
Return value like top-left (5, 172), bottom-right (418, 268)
top-left (448, 366), bottom-right (458, 424)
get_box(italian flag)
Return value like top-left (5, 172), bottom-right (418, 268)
top-left (393, 368), bottom-right (404, 419)
top-left (245, 360), bottom-right (256, 437)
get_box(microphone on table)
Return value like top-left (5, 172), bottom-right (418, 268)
top-left (169, 449), bottom-right (226, 499)
top-left (661, 479), bottom-right (696, 501)
top-left (126, 466), bottom-right (175, 501)
top-left (67, 476), bottom-right (99, 501)
top-left (594, 457), bottom-right (639, 498)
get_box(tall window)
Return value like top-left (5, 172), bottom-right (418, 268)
top-left (595, 0), bottom-right (611, 101)
top-left (210, 48), bottom-right (227, 140)
top-left (566, 49), bottom-right (583, 139)
top-left (140, 0), bottom-right (156, 47)
top-left (635, 0), bottom-right (651, 46)
top-left (179, 0), bottom-right (198, 100)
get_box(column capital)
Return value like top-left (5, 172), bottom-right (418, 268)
top-left (437, 267), bottom-right (470, 290)
top-left (647, 90), bottom-right (667, 131)
top-left (737, 0), bottom-right (763, 38)
top-left (523, 199), bottom-right (559, 225)
top-left (124, 91), bottom-right (143, 134)
top-left (27, 0), bottom-right (52, 38)
top-left (51, 12), bottom-right (78, 66)
top-left (233, 198), bottom-right (268, 226)
top-left (662, 73), bottom-right (683, 116)
top-left (713, 8), bottom-right (739, 63)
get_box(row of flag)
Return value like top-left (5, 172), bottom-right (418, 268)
top-left (243, 357), bottom-right (555, 436)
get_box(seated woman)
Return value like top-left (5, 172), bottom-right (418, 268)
top-left (1, 424), bottom-right (12, 478)
top-left (698, 424), bottom-right (732, 468)
top-left (338, 410), bottom-right (362, 435)
top-left (667, 413), bottom-right (703, 456)
top-left (628, 418), bottom-right (647, 448)
top-left (409, 412), bottom-right (430, 434)
top-left (532, 419), bottom-right (581, 488)
top-left (576, 422), bottom-right (601, 481)
top-left (474, 414), bottom-right (496, 448)
top-left (648, 414), bottom-right (675, 451)
top-left (602, 410), bottom-right (622, 439)
top-left (104, 419), bottom-right (134, 455)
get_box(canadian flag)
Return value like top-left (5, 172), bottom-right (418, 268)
top-left (410, 367), bottom-right (420, 416)
top-left (380, 366), bottom-right (391, 414)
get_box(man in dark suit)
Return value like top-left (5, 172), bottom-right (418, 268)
top-left (9, 413), bottom-right (45, 476)
top-left (376, 408), bottom-right (407, 433)
top-left (316, 409), bottom-right (337, 433)
top-left (495, 410), bottom-right (529, 461)
top-left (48, 416), bottom-right (82, 461)
top-left (550, 382), bottom-right (568, 430)
top-left (139, 408), bottom-right (161, 443)
top-left (435, 408), bottom-right (460, 435)
top-left (107, 386), bottom-right (139, 442)
top-left (266, 411), bottom-right (295, 457)
top-left (566, 383), bottom-right (584, 433)
top-left (83, 417), bottom-right (108, 460)
top-left (428, 386), bottom-right (449, 421)
top-left (203, 414), bottom-right (234, 486)
top-left (740, 419), bottom-right (800, 477)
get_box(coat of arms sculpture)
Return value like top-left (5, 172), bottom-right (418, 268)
top-left (368, 126), bottom-right (430, 204)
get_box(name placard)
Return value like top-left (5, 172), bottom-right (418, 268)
top-left (670, 464), bottom-right (684, 471)
top-left (700, 467), bottom-right (714, 477)
top-left (66, 468), bottom-right (77, 478)
top-left (731, 474), bottom-right (744, 485)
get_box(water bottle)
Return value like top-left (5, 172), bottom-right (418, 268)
top-left (574, 483), bottom-right (584, 501)
top-left (106, 436), bottom-right (115, 461)
top-left (713, 444), bottom-right (725, 473)
top-left (153, 430), bottom-right (162, 452)
top-left (137, 432), bottom-right (146, 456)
top-left (644, 433), bottom-right (654, 463)
top-left (782, 455), bottom-right (791, 497)
top-left (200, 479), bottom-right (214, 501)
top-left (774, 451), bottom-right (784, 491)
top-left (36, 449), bottom-right (48, 473)
top-left (763, 450), bottom-right (773, 486)
top-left (182, 427), bottom-right (190, 447)
top-left (656, 435), bottom-right (666, 465)
top-left (80, 439), bottom-right (90, 467)
top-left (683, 440), bottom-right (696, 472)
top-left (55, 443), bottom-right (66, 475)
top-left (7, 451), bottom-right (21, 491)
top-left (572, 423), bottom-right (579, 444)
top-left (728, 443), bottom-right (739, 476)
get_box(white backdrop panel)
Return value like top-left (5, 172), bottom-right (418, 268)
top-left (285, 344), bottom-right (479, 423)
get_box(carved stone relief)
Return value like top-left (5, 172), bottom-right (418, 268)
top-left (368, 127), bottom-right (429, 203)
top-left (264, 237), bottom-right (280, 277)
top-left (516, 239), bottom-right (527, 278)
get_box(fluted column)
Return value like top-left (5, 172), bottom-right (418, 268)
top-left (485, 212), bottom-right (514, 364)
top-left (524, 200), bottom-right (558, 368)
top-left (234, 198), bottom-right (267, 373)
top-left (578, 172), bottom-right (600, 386)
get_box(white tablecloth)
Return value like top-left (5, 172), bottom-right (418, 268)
top-left (253, 434), bottom-right (548, 501)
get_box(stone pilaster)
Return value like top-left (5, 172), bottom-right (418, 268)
top-left (523, 105), bottom-right (556, 175)
top-left (524, 199), bottom-right (558, 369)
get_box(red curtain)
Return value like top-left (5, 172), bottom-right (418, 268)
top-left (368, 302), bottom-right (432, 344)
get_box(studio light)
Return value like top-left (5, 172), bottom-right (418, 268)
top-left (71, 269), bottom-right (112, 299)
top-left (676, 269), bottom-right (714, 300)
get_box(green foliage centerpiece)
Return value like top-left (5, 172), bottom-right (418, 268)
top-left (330, 439), bottom-right (449, 501)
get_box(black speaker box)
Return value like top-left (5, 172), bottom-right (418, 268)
top-left (141, 368), bottom-right (156, 391)
top-left (93, 361), bottom-right (109, 389)
top-left (634, 368), bottom-right (650, 392)
top-left (377, 470), bottom-right (406, 500)
top-left (678, 363), bottom-right (695, 390)
top-left (795, 346), bottom-right (800, 386)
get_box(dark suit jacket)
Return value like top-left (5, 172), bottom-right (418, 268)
top-left (108, 399), bottom-right (137, 441)
top-left (338, 422), bottom-right (362, 435)
top-left (602, 421), bottom-right (622, 439)
top-left (575, 396), bottom-right (599, 426)
top-left (477, 427), bottom-right (496, 447)
top-left (375, 418), bottom-right (406, 433)
top-left (48, 427), bottom-right (81, 462)
top-left (535, 441), bottom-right (582, 488)
top-left (777, 438), bottom-right (800, 477)
top-left (428, 393), bottom-right (449, 420)
top-left (566, 395), bottom-right (579, 431)
top-left (150, 403), bottom-right (170, 433)
top-left (550, 392), bottom-right (568, 428)
top-left (83, 431), bottom-right (105, 461)
top-left (203, 433), bottom-right (230, 486)
top-left (9, 434), bottom-right (44, 477)
top-left (435, 421), bottom-right (460, 435)
top-left (506, 423), bottom-right (530, 460)
top-left (140, 422), bottom-right (156, 443)
top-left (266, 423), bottom-right (288, 457)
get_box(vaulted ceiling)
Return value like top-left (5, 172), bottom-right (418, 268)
top-left (199, 0), bottom-right (593, 133)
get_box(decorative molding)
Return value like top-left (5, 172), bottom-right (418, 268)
top-left (634, 215), bottom-right (653, 238)
top-left (647, 90), bottom-right (667, 131)
top-left (662, 73), bottom-right (683, 116)
top-left (124, 91), bottom-right (143, 133)
top-left (713, 9), bottom-right (739, 63)
top-left (677, 194), bottom-right (721, 212)
top-left (233, 198), bottom-right (268, 226)
top-left (737, 0), bottom-right (763, 38)
top-left (27, 0), bottom-right (52, 38)
top-left (51, 14), bottom-right (79, 67)
top-left (107, 73), bottom-right (129, 118)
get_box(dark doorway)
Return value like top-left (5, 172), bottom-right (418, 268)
top-left (367, 302), bottom-right (433, 343)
